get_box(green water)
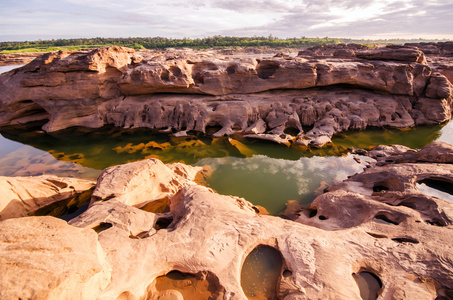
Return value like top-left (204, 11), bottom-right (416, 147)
top-left (0, 110), bottom-right (452, 214)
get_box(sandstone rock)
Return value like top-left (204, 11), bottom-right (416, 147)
top-left (368, 141), bottom-right (453, 164)
top-left (405, 42), bottom-right (453, 87)
top-left (0, 45), bottom-right (452, 147)
top-left (355, 45), bottom-right (426, 63)
top-left (0, 175), bottom-right (95, 221)
top-left (0, 216), bottom-right (111, 299)
top-left (90, 158), bottom-right (203, 207)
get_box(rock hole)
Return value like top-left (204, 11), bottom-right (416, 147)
top-left (150, 270), bottom-right (223, 300)
top-left (283, 270), bottom-right (292, 277)
top-left (373, 214), bottom-right (400, 225)
top-left (102, 194), bottom-right (117, 201)
top-left (160, 69), bottom-right (170, 81)
top-left (352, 271), bottom-right (382, 300)
top-left (417, 178), bottom-right (453, 203)
top-left (18, 99), bottom-right (34, 104)
top-left (397, 200), bottom-right (417, 209)
top-left (226, 65), bottom-right (236, 75)
top-left (59, 198), bottom-right (91, 222)
top-left (318, 215), bottom-right (328, 220)
top-left (154, 216), bottom-right (174, 230)
top-left (392, 237), bottom-right (419, 244)
top-left (8, 100), bottom-right (50, 125)
top-left (169, 66), bottom-right (182, 77)
top-left (308, 209), bottom-right (318, 218)
top-left (193, 72), bottom-right (204, 85)
top-left (205, 125), bottom-right (222, 135)
top-left (92, 222), bottom-right (113, 233)
top-left (373, 185), bottom-right (390, 193)
top-left (241, 245), bottom-right (283, 299)
top-left (256, 61), bottom-right (280, 79)
top-left (426, 219), bottom-right (448, 226)
top-left (283, 127), bottom-right (300, 136)
top-left (34, 188), bottom-right (94, 221)
top-left (140, 198), bottom-right (170, 214)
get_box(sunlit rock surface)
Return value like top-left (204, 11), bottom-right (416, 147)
top-left (0, 142), bottom-right (452, 299)
top-left (0, 175), bottom-right (95, 221)
top-left (0, 216), bottom-right (111, 300)
top-left (0, 44), bottom-right (452, 147)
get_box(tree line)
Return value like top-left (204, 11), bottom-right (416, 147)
top-left (1, 36), bottom-right (449, 53)
top-left (0, 36), bottom-right (340, 52)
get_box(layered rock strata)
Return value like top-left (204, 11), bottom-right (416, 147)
top-left (0, 45), bottom-right (452, 146)
top-left (1, 142), bottom-right (453, 299)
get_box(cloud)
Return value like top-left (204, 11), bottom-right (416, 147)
top-left (0, 0), bottom-right (452, 41)
top-left (217, 0), bottom-right (453, 39)
top-left (210, 0), bottom-right (293, 13)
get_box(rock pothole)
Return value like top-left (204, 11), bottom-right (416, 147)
top-left (352, 271), bottom-right (382, 300)
top-left (240, 245), bottom-right (283, 299)
top-left (147, 270), bottom-right (224, 300)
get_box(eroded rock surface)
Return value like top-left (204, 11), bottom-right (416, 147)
top-left (1, 142), bottom-right (453, 299)
top-left (90, 158), bottom-right (205, 207)
top-left (0, 216), bottom-right (111, 300)
top-left (0, 44), bottom-right (452, 146)
top-left (0, 175), bottom-right (95, 221)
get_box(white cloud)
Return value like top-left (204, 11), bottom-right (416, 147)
top-left (0, 0), bottom-right (452, 41)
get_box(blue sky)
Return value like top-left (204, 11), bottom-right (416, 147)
top-left (1, 0), bottom-right (452, 41)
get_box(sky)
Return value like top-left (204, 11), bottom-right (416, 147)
top-left (0, 0), bottom-right (452, 42)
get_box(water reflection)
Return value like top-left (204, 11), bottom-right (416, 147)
top-left (416, 179), bottom-right (453, 203)
top-left (0, 65), bottom-right (23, 74)
top-left (0, 133), bottom-right (99, 179)
top-left (0, 114), bottom-right (452, 214)
top-left (198, 154), bottom-right (374, 215)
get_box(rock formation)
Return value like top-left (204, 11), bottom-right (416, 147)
top-left (0, 175), bottom-right (95, 221)
top-left (1, 142), bottom-right (453, 299)
top-left (0, 44), bottom-right (452, 146)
